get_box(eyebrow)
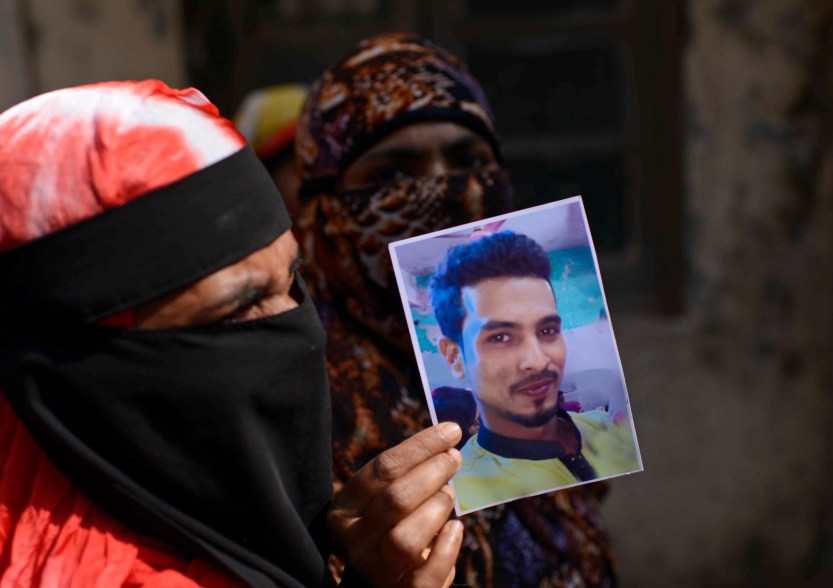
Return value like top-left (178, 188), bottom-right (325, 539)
top-left (441, 134), bottom-right (491, 156)
top-left (481, 314), bottom-right (562, 331)
top-left (481, 320), bottom-right (519, 331)
top-left (539, 315), bottom-right (562, 328)
top-left (360, 145), bottom-right (427, 163)
top-left (359, 133), bottom-right (492, 164)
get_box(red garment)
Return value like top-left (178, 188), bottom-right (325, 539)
top-left (0, 395), bottom-right (242, 587)
top-left (0, 80), bottom-right (244, 251)
top-left (0, 81), bottom-right (254, 586)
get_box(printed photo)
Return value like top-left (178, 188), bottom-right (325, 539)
top-left (389, 196), bottom-right (643, 515)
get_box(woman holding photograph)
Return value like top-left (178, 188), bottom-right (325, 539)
top-left (296, 32), bottom-right (618, 588)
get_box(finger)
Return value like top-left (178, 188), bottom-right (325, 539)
top-left (397, 488), bottom-right (455, 576)
top-left (360, 449), bottom-right (461, 529)
top-left (373, 486), bottom-right (458, 573)
top-left (333, 488), bottom-right (456, 585)
top-left (396, 519), bottom-right (463, 588)
top-left (336, 423), bottom-right (462, 512)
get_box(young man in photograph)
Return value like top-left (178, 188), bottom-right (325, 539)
top-left (431, 231), bottom-right (640, 512)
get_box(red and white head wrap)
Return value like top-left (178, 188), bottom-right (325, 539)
top-left (0, 79), bottom-right (245, 251)
top-left (0, 80), bottom-right (288, 342)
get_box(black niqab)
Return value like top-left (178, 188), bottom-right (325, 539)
top-left (0, 148), bottom-right (335, 587)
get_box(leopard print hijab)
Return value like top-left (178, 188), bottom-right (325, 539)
top-left (296, 32), bottom-right (513, 346)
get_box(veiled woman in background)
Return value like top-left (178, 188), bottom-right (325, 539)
top-left (295, 33), bottom-right (617, 588)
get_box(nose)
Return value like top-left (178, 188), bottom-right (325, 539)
top-left (518, 338), bottom-right (551, 373)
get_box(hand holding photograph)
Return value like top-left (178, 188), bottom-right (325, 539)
top-left (389, 196), bottom-right (642, 515)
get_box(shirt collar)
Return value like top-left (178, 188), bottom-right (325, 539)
top-left (475, 405), bottom-right (583, 461)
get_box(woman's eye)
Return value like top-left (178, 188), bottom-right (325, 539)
top-left (454, 151), bottom-right (495, 173)
top-left (374, 167), bottom-right (410, 183)
top-left (219, 286), bottom-right (272, 324)
top-left (222, 302), bottom-right (258, 324)
top-left (462, 155), bottom-right (488, 170)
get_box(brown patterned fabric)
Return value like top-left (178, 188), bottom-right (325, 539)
top-left (296, 32), bottom-right (618, 588)
top-left (296, 32), bottom-right (502, 198)
top-left (298, 169), bottom-right (512, 349)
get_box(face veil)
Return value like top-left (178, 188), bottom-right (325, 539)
top-left (295, 32), bottom-right (513, 348)
top-left (297, 169), bottom-right (513, 347)
top-left (0, 146), bottom-right (334, 588)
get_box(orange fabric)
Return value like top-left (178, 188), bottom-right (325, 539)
top-left (0, 395), bottom-right (243, 587)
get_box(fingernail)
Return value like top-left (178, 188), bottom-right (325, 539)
top-left (438, 421), bottom-right (462, 442)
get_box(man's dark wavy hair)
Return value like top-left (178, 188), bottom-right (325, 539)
top-left (430, 231), bottom-right (552, 344)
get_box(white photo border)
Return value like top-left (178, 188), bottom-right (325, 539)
top-left (388, 196), bottom-right (643, 515)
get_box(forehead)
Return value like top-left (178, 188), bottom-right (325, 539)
top-left (461, 276), bottom-right (557, 323)
top-left (359, 120), bottom-right (488, 157)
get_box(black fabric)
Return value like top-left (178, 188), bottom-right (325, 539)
top-left (0, 278), bottom-right (335, 587)
top-left (0, 146), bottom-right (290, 346)
top-left (476, 406), bottom-right (598, 482)
top-left (0, 151), bottom-right (341, 586)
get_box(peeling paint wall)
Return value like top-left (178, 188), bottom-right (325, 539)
top-left (688, 0), bottom-right (832, 371)
top-left (1, 1), bottom-right (831, 586)
top-left (605, 2), bottom-right (833, 586)
top-left (0, 0), bottom-right (36, 111)
top-left (0, 0), bottom-right (185, 112)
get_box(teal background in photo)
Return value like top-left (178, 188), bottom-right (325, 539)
top-left (549, 246), bottom-right (605, 330)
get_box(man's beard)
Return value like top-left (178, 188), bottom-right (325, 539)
top-left (481, 399), bottom-right (560, 428)
top-left (480, 367), bottom-right (562, 428)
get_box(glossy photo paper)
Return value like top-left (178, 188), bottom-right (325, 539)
top-left (389, 197), bottom-right (642, 515)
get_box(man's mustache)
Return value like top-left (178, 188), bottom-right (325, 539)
top-left (509, 369), bottom-right (561, 394)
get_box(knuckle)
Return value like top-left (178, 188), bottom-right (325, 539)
top-left (429, 452), bottom-right (458, 480)
top-left (386, 526), bottom-right (422, 562)
top-left (379, 483), bottom-right (414, 513)
top-left (371, 451), bottom-right (406, 482)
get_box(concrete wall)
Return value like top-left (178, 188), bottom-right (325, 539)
top-left (2, 1), bottom-right (831, 586)
top-left (604, 2), bottom-right (833, 586)
top-left (0, 0), bottom-right (185, 112)
top-left (0, 0), bottom-right (35, 111)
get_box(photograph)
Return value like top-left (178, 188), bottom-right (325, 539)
top-left (6, 4), bottom-right (830, 585)
top-left (389, 197), bottom-right (643, 514)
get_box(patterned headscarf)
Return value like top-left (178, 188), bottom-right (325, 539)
top-left (296, 32), bottom-right (513, 346)
top-left (296, 32), bottom-right (502, 193)
top-left (0, 80), bottom-right (244, 251)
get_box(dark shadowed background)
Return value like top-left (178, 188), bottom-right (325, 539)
top-left (2, 1), bottom-right (831, 585)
